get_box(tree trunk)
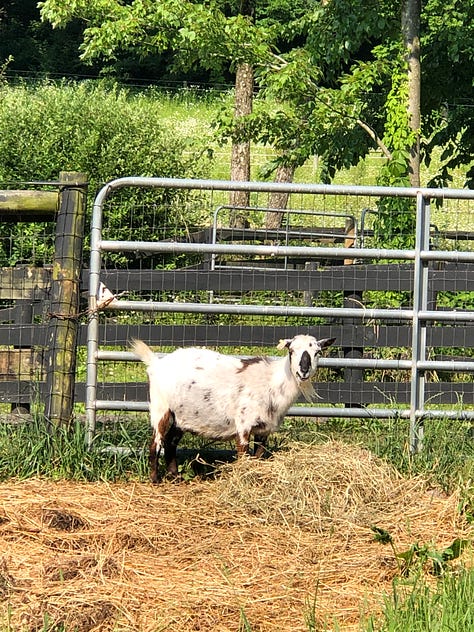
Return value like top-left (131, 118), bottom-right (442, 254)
top-left (265, 163), bottom-right (295, 229)
top-left (229, 62), bottom-right (253, 228)
top-left (402, 0), bottom-right (421, 187)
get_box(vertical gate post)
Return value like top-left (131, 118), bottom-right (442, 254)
top-left (45, 172), bottom-right (88, 427)
top-left (343, 217), bottom-right (364, 407)
top-left (409, 192), bottom-right (430, 453)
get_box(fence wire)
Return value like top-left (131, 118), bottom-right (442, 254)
top-left (86, 178), bottom-right (474, 452)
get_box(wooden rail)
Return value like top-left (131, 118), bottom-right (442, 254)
top-left (80, 259), bottom-right (474, 408)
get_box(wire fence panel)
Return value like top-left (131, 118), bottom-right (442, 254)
top-left (0, 175), bottom-right (87, 423)
top-left (85, 178), bottom-right (474, 452)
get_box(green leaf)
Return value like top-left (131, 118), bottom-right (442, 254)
top-left (442, 538), bottom-right (470, 562)
top-left (371, 525), bottom-right (394, 545)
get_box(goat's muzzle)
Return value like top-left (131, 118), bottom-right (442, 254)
top-left (297, 351), bottom-right (312, 381)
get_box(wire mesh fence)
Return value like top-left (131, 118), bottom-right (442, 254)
top-left (1, 176), bottom-right (473, 452)
top-left (0, 175), bottom-right (87, 422)
top-left (0, 180), bottom-right (59, 416)
top-left (85, 178), bottom-right (474, 453)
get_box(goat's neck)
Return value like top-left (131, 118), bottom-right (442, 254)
top-left (277, 356), bottom-right (315, 404)
top-left (270, 357), bottom-right (301, 407)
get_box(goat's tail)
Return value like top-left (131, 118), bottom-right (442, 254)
top-left (130, 339), bottom-right (156, 366)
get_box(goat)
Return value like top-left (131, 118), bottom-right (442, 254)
top-left (131, 335), bottom-right (335, 482)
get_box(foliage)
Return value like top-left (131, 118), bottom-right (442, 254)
top-left (2, 0), bottom-right (471, 191)
top-left (371, 526), bottom-right (469, 577)
top-left (36, 0), bottom-right (399, 185)
top-left (0, 80), bottom-right (214, 264)
top-left (0, 80), bottom-right (212, 189)
top-left (422, 0), bottom-right (474, 188)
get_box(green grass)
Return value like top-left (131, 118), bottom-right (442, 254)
top-left (0, 416), bottom-right (149, 482)
top-left (2, 412), bottom-right (474, 492)
top-left (363, 568), bottom-right (474, 631)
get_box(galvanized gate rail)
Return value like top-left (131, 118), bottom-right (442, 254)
top-left (86, 177), bottom-right (474, 453)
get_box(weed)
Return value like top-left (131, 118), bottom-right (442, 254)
top-left (363, 566), bottom-right (474, 631)
top-left (372, 526), bottom-right (469, 577)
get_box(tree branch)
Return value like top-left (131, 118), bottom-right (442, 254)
top-left (264, 51), bottom-right (393, 161)
top-left (356, 119), bottom-right (392, 160)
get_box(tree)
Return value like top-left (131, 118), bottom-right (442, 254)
top-left (39, 1), bottom-right (316, 227)
top-left (220, 0), bottom-right (472, 191)
top-left (402, 0), bottom-right (421, 187)
top-left (39, 0), bottom-right (474, 193)
top-left (39, 1), bottom-right (273, 213)
top-left (228, 0), bottom-right (255, 226)
top-left (422, 0), bottom-right (474, 188)
top-left (0, 0), bottom-right (99, 76)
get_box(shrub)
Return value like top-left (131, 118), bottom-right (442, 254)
top-left (0, 80), bottom-right (215, 265)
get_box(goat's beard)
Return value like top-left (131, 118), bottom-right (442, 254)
top-left (298, 377), bottom-right (316, 402)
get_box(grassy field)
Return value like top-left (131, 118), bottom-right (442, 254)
top-left (141, 88), bottom-right (468, 190)
top-left (144, 88), bottom-right (472, 237)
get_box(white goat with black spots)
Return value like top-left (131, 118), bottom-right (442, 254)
top-left (131, 335), bottom-right (335, 482)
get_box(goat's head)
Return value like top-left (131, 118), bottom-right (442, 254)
top-left (277, 335), bottom-right (335, 384)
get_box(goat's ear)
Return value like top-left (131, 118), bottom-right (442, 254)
top-left (318, 337), bottom-right (336, 350)
top-left (277, 338), bottom-right (293, 350)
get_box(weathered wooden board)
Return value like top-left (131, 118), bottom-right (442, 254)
top-left (74, 381), bottom-right (474, 407)
top-left (0, 190), bottom-right (58, 221)
top-left (0, 266), bottom-right (51, 300)
top-left (76, 323), bottom-right (474, 349)
top-left (90, 262), bottom-right (474, 293)
top-left (0, 349), bottom-right (44, 381)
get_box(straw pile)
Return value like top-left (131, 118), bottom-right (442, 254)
top-left (0, 441), bottom-right (470, 631)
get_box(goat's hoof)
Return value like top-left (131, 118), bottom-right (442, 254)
top-left (164, 471), bottom-right (182, 483)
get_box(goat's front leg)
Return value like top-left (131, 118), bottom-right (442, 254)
top-left (235, 430), bottom-right (251, 457)
top-left (253, 434), bottom-right (268, 458)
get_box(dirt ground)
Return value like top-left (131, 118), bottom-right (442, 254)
top-left (0, 441), bottom-right (471, 631)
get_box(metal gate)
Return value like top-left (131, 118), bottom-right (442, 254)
top-left (85, 177), bottom-right (474, 452)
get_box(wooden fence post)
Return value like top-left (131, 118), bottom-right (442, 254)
top-left (45, 172), bottom-right (88, 426)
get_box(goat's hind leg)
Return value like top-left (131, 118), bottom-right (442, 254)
top-left (163, 422), bottom-right (183, 479)
top-left (149, 408), bottom-right (175, 483)
top-left (149, 428), bottom-right (161, 484)
top-left (253, 434), bottom-right (268, 458)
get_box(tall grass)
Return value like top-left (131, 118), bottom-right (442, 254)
top-left (2, 412), bottom-right (474, 493)
top-left (364, 568), bottom-right (474, 631)
top-left (0, 417), bottom-right (149, 482)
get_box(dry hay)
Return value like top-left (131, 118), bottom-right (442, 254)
top-left (0, 440), bottom-right (471, 631)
